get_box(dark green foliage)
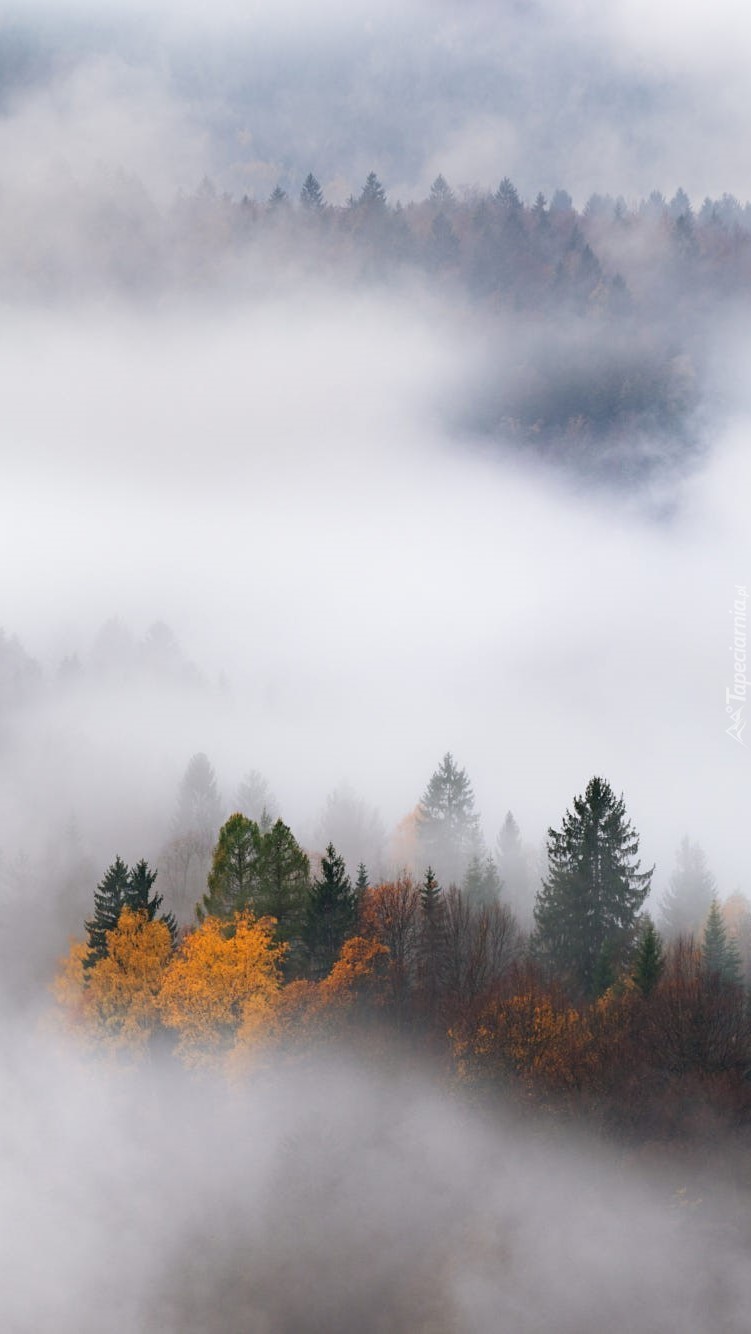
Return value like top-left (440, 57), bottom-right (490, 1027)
top-left (86, 856), bottom-right (178, 966)
top-left (300, 173), bottom-right (324, 209)
top-left (702, 899), bottom-right (742, 986)
top-left (254, 820), bottom-right (311, 944)
top-left (417, 866), bottom-right (446, 1023)
top-left (356, 862), bottom-right (370, 896)
top-left (420, 866), bottom-right (441, 914)
top-left (125, 858), bottom-right (177, 945)
top-left (305, 843), bottom-right (357, 978)
top-left (84, 855), bottom-right (130, 967)
top-left (416, 752), bottom-right (481, 887)
top-left (463, 854), bottom-right (502, 908)
top-left (533, 776), bottom-right (652, 997)
top-left (198, 814), bottom-right (259, 921)
top-left (632, 917), bottom-right (665, 997)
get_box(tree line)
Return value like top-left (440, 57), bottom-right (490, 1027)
top-left (56, 755), bottom-right (751, 1138)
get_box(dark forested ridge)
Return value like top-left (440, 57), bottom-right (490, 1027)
top-left (6, 171), bottom-right (749, 478)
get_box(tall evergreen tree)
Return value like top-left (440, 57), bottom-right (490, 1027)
top-left (305, 843), bottom-right (357, 978)
top-left (660, 836), bottom-right (715, 939)
top-left (632, 917), bottom-right (665, 997)
top-left (84, 856), bottom-right (130, 967)
top-left (235, 769), bottom-right (278, 829)
top-left (463, 853), bottom-right (502, 907)
top-left (355, 862), bottom-right (370, 897)
top-left (416, 752), bottom-right (481, 887)
top-left (359, 171), bottom-right (387, 208)
top-left (125, 858), bottom-right (177, 945)
top-left (429, 174), bottom-right (455, 208)
top-left (533, 776), bottom-right (652, 996)
top-left (300, 172), bottom-right (324, 209)
top-left (254, 819), bottom-right (311, 950)
top-left (702, 899), bottom-right (742, 985)
top-left (198, 813), bottom-right (259, 921)
top-left (417, 866), bottom-right (446, 1023)
top-left (495, 811), bottom-right (532, 923)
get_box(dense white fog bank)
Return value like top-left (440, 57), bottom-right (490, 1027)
top-left (1, 1036), bottom-right (750, 1334)
top-left (0, 294), bottom-right (748, 913)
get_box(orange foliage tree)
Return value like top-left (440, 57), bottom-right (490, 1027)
top-left (158, 911), bottom-right (285, 1066)
top-left (54, 908), bottom-right (173, 1056)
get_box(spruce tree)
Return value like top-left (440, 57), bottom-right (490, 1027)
top-left (463, 854), bottom-right (501, 907)
top-left (416, 752), bottom-right (481, 886)
top-left (356, 862), bottom-right (370, 896)
top-left (660, 836), bottom-right (715, 939)
top-left (305, 843), bottom-right (357, 978)
top-left (417, 866), bottom-right (446, 1023)
top-left (125, 859), bottom-right (177, 945)
top-left (84, 856), bottom-right (130, 967)
top-left (254, 819), bottom-right (311, 950)
top-left (359, 171), bottom-right (387, 208)
top-left (533, 776), bottom-right (652, 996)
top-left (300, 172), bottom-right (324, 209)
top-left (702, 899), bottom-right (742, 985)
top-left (632, 917), bottom-right (665, 997)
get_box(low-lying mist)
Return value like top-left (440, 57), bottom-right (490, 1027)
top-left (3, 1032), bottom-right (751, 1334)
top-left (1, 289), bottom-right (749, 934)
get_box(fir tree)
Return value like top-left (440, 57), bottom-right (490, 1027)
top-left (533, 776), bottom-right (653, 996)
top-left (463, 854), bottom-right (501, 907)
top-left (632, 917), bottom-right (665, 997)
top-left (125, 858), bottom-right (177, 945)
top-left (660, 836), bottom-right (715, 939)
top-left (304, 843), bottom-right (357, 978)
top-left (495, 811), bottom-right (531, 923)
top-left (702, 899), bottom-right (742, 985)
top-left (416, 752), bottom-right (481, 886)
top-left (300, 172), bottom-right (324, 209)
top-left (356, 862), bottom-right (370, 896)
top-left (429, 174), bottom-right (455, 207)
top-left (254, 819), bottom-right (311, 953)
top-left (84, 856), bottom-right (130, 967)
top-left (359, 171), bottom-right (387, 208)
top-left (420, 866), bottom-right (441, 914)
top-left (417, 866), bottom-right (446, 1023)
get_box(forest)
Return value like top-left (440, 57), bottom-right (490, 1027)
top-left (50, 747), bottom-right (751, 1144)
top-left (5, 4), bottom-right (751, 1329)
top-left (6, 167), bottom-right (748, 479)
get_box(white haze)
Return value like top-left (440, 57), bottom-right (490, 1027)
top-left (3, 1035), bottom-right (751, 1334)
top-left (1, 293), bottom-right (749, 902)
top-left (2, 4), bottom-right (751, 1331)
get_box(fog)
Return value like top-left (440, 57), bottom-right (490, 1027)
top-left (2, 1035), bottom-right (751, 1334)
top-left (2, 5), bottom-right (751, 1329)
top-left (1, 294), bottom-right (748, 904)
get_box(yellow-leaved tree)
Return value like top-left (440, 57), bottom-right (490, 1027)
top-left (54, 908), bottom-right (174, 1056)
top-left (85, 908), bottom-right (173, 1054)
top-left (158, 911), bottom-right (285, 1067)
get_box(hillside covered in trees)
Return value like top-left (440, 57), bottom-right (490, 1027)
top-left (52, 756), bottom-right (751, 1144)
top-left (5, 168), bottom-right (748, 480)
